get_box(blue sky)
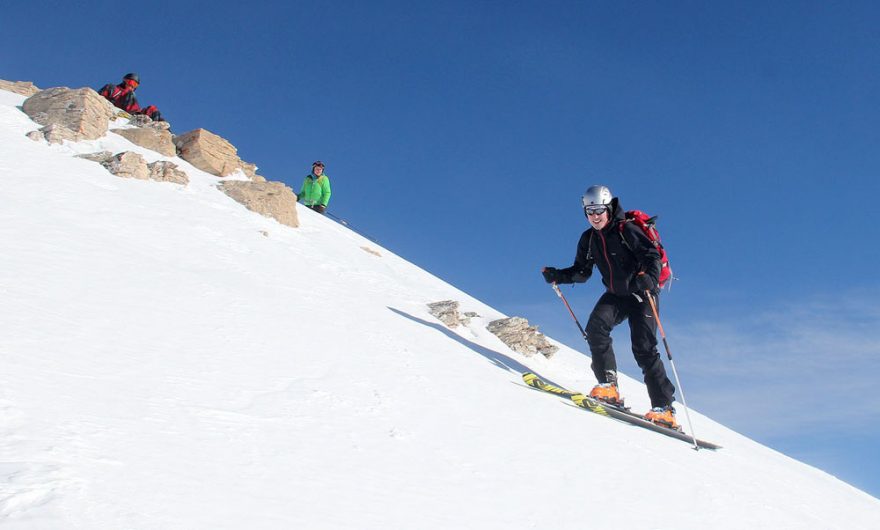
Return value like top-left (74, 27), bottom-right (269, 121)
top-left (4, 1), bottom-right (879, 496)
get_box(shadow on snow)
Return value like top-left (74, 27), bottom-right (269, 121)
top-left (387, 306), bottom-right (537, 376)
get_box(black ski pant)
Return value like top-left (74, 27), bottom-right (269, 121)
top-left (585, 291), bottom-right (675, 408)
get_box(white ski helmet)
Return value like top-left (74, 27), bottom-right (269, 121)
top-left (582, 185), bottom-right (613, 208)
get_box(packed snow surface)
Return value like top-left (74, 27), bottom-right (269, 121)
top-left (1, 89), bottom-right (878, 529)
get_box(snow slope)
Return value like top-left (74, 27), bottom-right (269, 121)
top-left (1, 89), bottom-right (878, 529)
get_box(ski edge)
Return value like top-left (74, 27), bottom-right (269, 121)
top-left (522, 372), bottom-right (722, 450)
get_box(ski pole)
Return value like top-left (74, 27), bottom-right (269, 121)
top-left (645, 291), bottom-right (700, 450)
top-left (550, 283), bottom-right (588, 341)
top-left (324, 210), bottom-right (380, 243)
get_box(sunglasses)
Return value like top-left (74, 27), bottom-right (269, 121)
top-left (584, 206), bottom-right (608, 216)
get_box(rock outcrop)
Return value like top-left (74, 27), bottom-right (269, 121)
top-left (102, 152), bottom-right (150, 180)
top-left (113, 120), bottom-right (176, 157)
top-left (148, 161), bottom-right (189, 185)
top-left (173, 128), bottom-right (261, 179)
top-left (75, 151), bottom-right (188, 185)
top-left (219, 180), bottom-right (299, 228)
top-left (75, 151), bottom-right (115, 164)
top-left (0, 79), bottom-right (41, 97)
top-left (487, 317), bottom-right (558, 359)
top-left (22, 87), bottom-right (115, 143)
top-left (28, 123), bottom-right (82, 144)
top-left (427, 300), bottom-right (479, 328)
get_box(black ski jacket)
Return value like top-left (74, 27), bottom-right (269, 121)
top-left (556, 198), bottom-right (662, 295)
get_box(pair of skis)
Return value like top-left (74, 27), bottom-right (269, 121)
top-left (522, 372), bottom-right (721, 450)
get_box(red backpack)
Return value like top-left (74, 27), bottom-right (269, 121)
top-left (618, 210), bottom-right (673, 288)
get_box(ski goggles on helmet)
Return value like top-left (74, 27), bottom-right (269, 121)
top-left (584, 206), bottom-right (608, 216)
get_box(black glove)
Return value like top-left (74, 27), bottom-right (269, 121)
top-left (542, 267), bottom-right (561, 284)
top-left (635, 273), bottom-right (655, 292)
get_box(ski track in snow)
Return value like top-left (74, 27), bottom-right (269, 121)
top-left (1, 89), bottom-right (879, 528)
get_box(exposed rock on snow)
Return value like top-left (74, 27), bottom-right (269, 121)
top-left (101, 151), bottom-right (150, 180)
top-left (427, 300), bottom-right (477, 328)
top-left (113, 121), bottom-right (176, 157)
top-left (173, 128), bottom-right (260, 179)
top-left (22, 87), bottom-right (115, 143)
top-left (88, 151), bottom-right (189, 185)
top-left (219, 180), bottom-right (299, 227)
top-left (147, 161), bottom-right (189, 185)
top-left (41, 123), bottom-right (83, 144)
top-left (0, 79), bottom-right (40, 96)
top-left (75, 151), bottom-right (115, 164)
top-left (127, 114), bottom-right (155, 127)
top-left (487, 316), bottom-right (558, 358)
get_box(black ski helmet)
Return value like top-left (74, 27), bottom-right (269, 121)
top-left (123, 72), bottom-right (140, 83)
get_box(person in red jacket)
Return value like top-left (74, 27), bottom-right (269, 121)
top-left (98, 73), bottom-right (164, 122)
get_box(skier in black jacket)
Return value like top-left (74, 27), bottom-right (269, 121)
top-left (542, 185), bottom-right (677, 428)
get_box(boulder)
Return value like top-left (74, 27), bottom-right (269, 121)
top-left (487, 317), bottom-right (558, 359)
top-left (39, 123), bottom-right (82, 144)
top-left (148, 161), bottom-right (189, 185)
top-left (75, 151), bottom-right (115, 164)
top-left (173, 128), bottom-right (254, 177)
top-left (127, 114), bottom-right (154, 127)
top-left (219, 180), bottom-right (299, 228)
top-left (22, 87), bottom-right (115, 141)
top-left (102, 152), bottom-right (150, 180)
top-left (0, 79), bottom-right (40, 97)
top-left (427, 300), bottom-right (471, 328)
top-left (80, 151), bottom-right (188, 185)
top-left (114, 125), bottom-right (176, 156)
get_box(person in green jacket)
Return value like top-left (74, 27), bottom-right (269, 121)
top-left (297, 161), bottom-right (332, 214)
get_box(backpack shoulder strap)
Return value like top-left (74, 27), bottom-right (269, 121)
top-left (617, 219), bottom-right (633, 251)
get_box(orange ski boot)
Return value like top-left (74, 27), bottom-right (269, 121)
top-left (645, 406), bottom-right (678, 429)
top-left (589, 383), bottom-right (624, 407)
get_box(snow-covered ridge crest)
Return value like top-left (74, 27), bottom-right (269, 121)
top-left (1, 88), bottom-right (878, 529)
